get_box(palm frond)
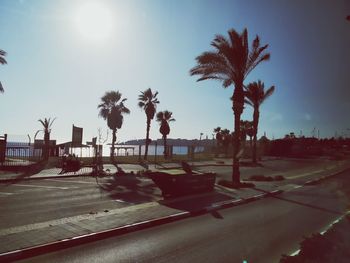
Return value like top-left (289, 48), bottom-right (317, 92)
top-left (0, 49), bottom-right (7, 65)
top-left (138, 101), bottom-right (145, 108)
top-left (262, 86), bottom-right (275, 102)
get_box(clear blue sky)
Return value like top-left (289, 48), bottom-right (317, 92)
top-left (1, 0), bottom-right (350, 144)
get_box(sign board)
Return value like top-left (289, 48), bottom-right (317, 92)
top-left (0, 134), bottom-right (6, 163)
top-left (72, 125), bottom-right (83, 147)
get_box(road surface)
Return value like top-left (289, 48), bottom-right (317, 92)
top-left (18, 170), bottom-right (350, 263)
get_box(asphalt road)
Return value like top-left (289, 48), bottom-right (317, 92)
top-left (0, 158), bottom-right (344, 229)
top-left (0, 176), bottom-right (162, 229)
top-left (18, 170), bottom-right (350, 263)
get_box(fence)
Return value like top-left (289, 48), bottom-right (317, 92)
top-left (111, 143), bottom-right (214, 163)
top-left (0, 134), bottom-right (43, 167)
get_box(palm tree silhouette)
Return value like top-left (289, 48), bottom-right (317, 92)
top-left (244, 80), bottom-right (275, 163)
top-left (221, 128), bottom-right (231, 157)
top-left (38, 117), bottom-right (56, 161)
top-left (190, 28), bottom-right (270, 185)
top-left (138, 88), bottom-right (159, 160)
top-left (98, 91), bottom-right (130, 162)
top-left (213, 127), bottom-right (222, 156)
top-left (0, 49), bottom-right (7, 93)
top-left (156, 110), bottom-right (175, 159)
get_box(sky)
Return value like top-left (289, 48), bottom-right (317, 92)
top-left (0, 0), bottom-right (350, 144)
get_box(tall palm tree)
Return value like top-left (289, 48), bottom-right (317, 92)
top-left (138, 88), bottom-right (159, 160)
top-left (190, 28), bottom-right (270, 185)
top-left (156, 110), bottom-right (175, 159)
top-left (98, 91), bottom-right (130, 162)
top-left (244, 80), bottom-right (275, 163)
top-left (38, 117), bottom-right (56, 161)
top-left (0, 49), bottom-right (7, 93)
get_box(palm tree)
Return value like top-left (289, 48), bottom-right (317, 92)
top-left (190, 28), bottom-right (270, 185)
top-left (244, 80), bottom-right (275, 163)
top-left (240, 120), bottom-right (254, 145)
top-left (0, 49), bottom-right (7, 93)
top-left (98, 91), bottom-right (130, 162)
top-left (38, 117), bottom-right (56, 161)
top-left (213, 127), bottom-right (222, 156)
top-left (156, 110), bottom-right (175, 159)
top-left (221, 128), bottom-right (231, 157)
top-left (138, 88), bottom-right (159, 160)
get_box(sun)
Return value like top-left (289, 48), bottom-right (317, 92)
top-left (75, 2), bottom-right (113, 41)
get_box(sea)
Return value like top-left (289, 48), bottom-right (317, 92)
top-left (3, 142), bottom-right (205, 158)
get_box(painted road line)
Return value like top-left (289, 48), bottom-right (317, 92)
top-left (290, 214), bottom-right (346, 256)
top-left (12, 184), bottom-right (77, 190)
top-left (45, 179), bottom-right (98, 185)
top-left (287, 169), bottom-right (324, 179)
top-left (290, 249), bottom-right (301, 256)
top-left (0, 192), bottom-right (14, 195)
top-left (293, 185), bottom-right (303, 189)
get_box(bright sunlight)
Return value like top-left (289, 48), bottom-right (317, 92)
top-left (75, 2), bottom-right (113, 42)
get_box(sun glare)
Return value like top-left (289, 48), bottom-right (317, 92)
top-left (75, 2), bottom-right (113, 41)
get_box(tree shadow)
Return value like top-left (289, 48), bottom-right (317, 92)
top-left (210, 210), bottom-right (224, 219)
top-left (98, 174), bottom-right (162, 204)
top-left (2, 161), bottom-right (47, 185)
top-left (253, 188), bottom-right (344, 216)
top-left (160, 191), bottom-right (232, 215)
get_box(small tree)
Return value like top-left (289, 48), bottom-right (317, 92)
top-left (220, 129), bottom-right (231, 157)
top-left (98, 91), bottom-right (130, 162)
top-left (156, 110), bottom-right (175, 159)
top-left (240, 120), bottom-right (254, 150)
top-left (138, 88), bottom-right (159, 160)
top-left (0, 49), bottom-right (7, 93)
top-left (38, 117), bottom-right (56, 161)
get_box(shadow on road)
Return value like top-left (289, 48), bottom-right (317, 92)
top-left (161, 191), bottom-right (232, 215)
top-left (98, 174), bottom-right (162, 204)
top-left (254, 188), bottom-right (344, 216)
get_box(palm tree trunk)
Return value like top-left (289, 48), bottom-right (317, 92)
top-left (252, 109), bottom-right (259, 164)
top-left (250, 136), bottom-right (253, 155)
top-left (111, 128), bottom-right (117, 162)
top-left (163, 135), bottom-right (167, 159)
top-left (44, 131), bottom-right (50, 161)
top-left (232, 85), bottom-right (244, 184)
top-left (144, 118), bottom-right (151, 160)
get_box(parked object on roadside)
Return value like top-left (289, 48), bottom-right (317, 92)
top-left (147, 169), bottom-right (216, 197)
top-left (59, 154), bottom-right (81, 174)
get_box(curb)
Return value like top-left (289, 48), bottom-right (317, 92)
top-left (0, 173), bottom-right (118, 184)
top-left (0, 174), bottom-right (86, 183)
top-left (303, 167), bottom-right (350, 186)
top-left (289, 213), bottom-right (349, 257)
top-left (0, 189), bottom-right (283, 262)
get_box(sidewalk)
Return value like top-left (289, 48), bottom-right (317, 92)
top-left (0, 182), bottom-right (281, 261)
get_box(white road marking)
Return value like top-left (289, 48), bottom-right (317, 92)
top-left (45, 179), bottom-right (97, 185)
top-left (13, 184), bottom-right (76, 190)
top-left (290, 249), bottom-right (300, 256)
top-left (293, 185), bottom-right (303, 189)
top-left (0, 192), bottom-right (14, 195)
top-left (287, 169), bottom-right (324, 179)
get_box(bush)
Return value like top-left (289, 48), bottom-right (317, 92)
top-left (247, 175), bottom-right (285, 181)
top-left (218, 179), bottom-right (255, 188)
